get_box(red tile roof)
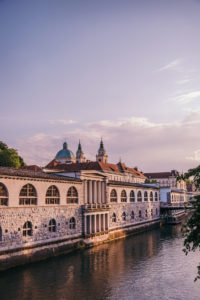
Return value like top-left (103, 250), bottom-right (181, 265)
top-left (45, 160), bottom-right (146, 178)
top-left (20, 165), bottom-right (43, 172)
top-left (144, 172), bottom-right (173, 179)
top-left (0, 167), bottom-right (81, 182)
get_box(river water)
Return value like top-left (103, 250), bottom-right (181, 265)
top-left (0, 224), bottom-right (199, 300)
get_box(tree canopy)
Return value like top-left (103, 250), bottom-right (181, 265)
top-left (0, 141), bottom-right (25, 169)
top-left (180, 166), bottom-right (200, 281)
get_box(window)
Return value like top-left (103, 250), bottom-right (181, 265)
top-left (110, 189), bottom-right (117, 202)
top-left (69, 217), bottom-right (76, 229)
top-left (139, 210), bottom-right (142, 218)
top-left (0, 183), bottom-right (8, 206)
top-left (67, 186), bottom-right (78, 204)
top-left (112, 213), bottom-right (117, 222)
top-left (23, 221), bottom-right (32, 237)
top-left (150, 191), bottom-right (153, 202)
top-left (49, 219), bottom-right (56, 232)
top-left (131, 211), bottom-right (134, 220)
top-left (145, 209), bottom-right (148, 217)
top-left (137, 191), bottom-right (142, 202)
top-left (144, 191), bottom-right (148, 202)
top-left (122, 212), bottom-right (126, 221)
top-left (130, 190), bottom-right (135, 202)
top-left (151, 209), bottom-right (153, 216)
top-left (121, 190), bottom-right (127, 202)
top-left (19, 184), bottom-right (37, 205)
top-left (155, 192), bottom-right (158, 201)
top-left (156, 208), bottom-right (158, 215)
top-left (46, 186), bottom-right (60, 204)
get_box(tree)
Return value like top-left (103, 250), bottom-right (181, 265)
top-left (179, 166), bottom-right (200, 281)
top-left (0, 141), bottom-right (25, 168)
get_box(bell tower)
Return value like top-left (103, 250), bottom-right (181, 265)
top-left (76, 140), bottom-right (86, 163)
top-left (96, 139), bottom-right (108, 163)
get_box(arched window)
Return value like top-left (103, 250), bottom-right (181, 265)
top-left (69, 217), bottom-right (76, 229)
top-left (156, 208), bottom-right (158, 215)
top-left (49, 219), bottom-right (56, 232)
top-left (112, 213), bottom-right (117, 222)
top-left (0, 183), bottom-right (8, 206)
top-left (67, 186), bottom-right (78, 204)
top-left (130, 190), bottom-right (135, 202)
top-left (139, 210), bottom-right (142, 218)
top-left (110, 189), bottom-right (117, 202)
top-left (121, 190), bottom-right (127, 202)
top-left (151, 209), bottom-right (153, 216)
top-left (0, 226), bottom-right (2, 242)
top-left (150, 191), bottom-right (153, 202)
top-left (144, 191), bottom-right (148, 202)
top-left (46, 186), bottom-right (60, 204)
top-left (122, 212), bottom-right (126, 221)
top-left (155, 192), bottom-right (158, 201)
top-left (131, 211), bottom-right (134, 220)
top-left (145, 209), bottom-right (148, 217)
top-left (19, 184), bottom-right (37, 205)
top-left (137, 191), bottom-right (142, 202)
top-left (23, 221), bottom-right (32, 237)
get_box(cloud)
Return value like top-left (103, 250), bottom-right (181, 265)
top-left (176, 78), bottom-right (192, 85)
top-left (171, 90), bottom-right (200, 104)
top-left (156, 59), bottom-right (181, 72)
top-left (50, 119), bottom-right (77, 125)
top-left (15, 113), bottom-right (200, 172)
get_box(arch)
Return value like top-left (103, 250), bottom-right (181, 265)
top-left (122, 212), bottom-right (126, 221)
top-left (67, 186), bottom-right (78, 204)
top-left (144, 191), bottom-right (148, 202)
top-left (150, 191), bottom-right (153, 202)
top-left (49, 219), bottom-right (56, 232)
top-left (46, 185), bottom-right (60, 204)
top-left (131, 210), bottom-right (134, 220)
top-left (137, 191), bottom-right (142, 202)
top-left (155, 192), bottom-right (158, 201)
top-left (130, 190), bottom-right (135, 202)
top-left (69, 217), bottom-right (76, 229)
top-left (145, 209), bottom-right (148, 217)
top-left (112, 213), bottom-right (117, 222)
top-left (0, 183), bottom-right (8, 206)
top-left (23, 221), bottom-right (32, 237)
top-left (0, 226), bottom-right (2, 242)
top-left (19, 184), bottom-right (37, 205)
top-left (110, 189), bottom-right (117, 202)
top-left (121, 190), bottom-right (127, 202)
top-left (139, 210), bottom-right (142, 218)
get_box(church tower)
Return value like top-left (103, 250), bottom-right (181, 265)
top-left (76, 141), bottom-right (86, 163)
top-left (96, 139), bottom-right (108, 163)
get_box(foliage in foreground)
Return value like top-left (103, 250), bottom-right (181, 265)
top-left (179, 166), bottom-right (200, 281)
top-left (0, 141), bottom-right (25, 169)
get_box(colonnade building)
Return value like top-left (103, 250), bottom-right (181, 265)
top-left (0, 140), bottom-right (160, 270)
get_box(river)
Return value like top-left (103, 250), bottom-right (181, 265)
top-left (0, 224), bottom-right (199, 300)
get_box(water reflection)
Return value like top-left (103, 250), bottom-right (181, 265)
top-left (0, 225), bottom-right (199, 300)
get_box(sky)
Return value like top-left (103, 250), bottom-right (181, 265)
top-left (0, 0), bottom-right (200, 171)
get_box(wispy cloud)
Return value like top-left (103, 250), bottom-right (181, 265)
top-left (156, 59), bottom-right (182, 72)
top-left (50, 119), bottom-right (77, 125)
top-left (172, 90), bottom-right (200, 104)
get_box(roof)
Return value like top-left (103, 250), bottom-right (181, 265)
top-left (144, 172), bottom-right (174, 179)
top-left (20, 165), bottom-right (43, 172)
top-left (45, 160), bottom-right (146, 178)
top-left (108, 180), bottom-right (159, 189)
top-left (0, 167), bottom-right (81, 182)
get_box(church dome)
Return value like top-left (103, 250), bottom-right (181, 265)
top-left (55, 142), bottom-right (75, 160)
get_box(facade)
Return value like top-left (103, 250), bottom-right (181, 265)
top-left (0, 141), bottom-right (160, 270)
top-left (145, 170), bottom-right (186, 190)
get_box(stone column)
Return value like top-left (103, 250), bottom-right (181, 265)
top-left (89, 215), bottom-right (92, 234)
top-left (101, 181), bottom-right (105, 203)
top-left (89, 181), bottom-right (92, 204)
top-left (84, 215), bottom-right (87, 234)
top-left (102, 214), bottom-right (105, 231)
top-left (84, 180), bottom-right (88, 204)
top-left (94, 181), bottom-right (97, 204)
top-left (94, 214), bottom-right (96, 233)
top-left (96, 214), bottom-right (99, 232)
top-left (105, 213), bottom-right (108, 230)
top-left (98, 181), bottom-right (102, 204)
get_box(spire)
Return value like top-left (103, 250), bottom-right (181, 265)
top-left (99, 138), bottom-right (105, 152)
top-left (96, 138), bottom-right (108, 163)
top-left (76, 140), bottom-right (86, 163)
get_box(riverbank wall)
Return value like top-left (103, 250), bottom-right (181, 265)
top-left (0, 218), bottom-right (160, 271)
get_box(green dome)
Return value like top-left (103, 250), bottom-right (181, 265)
top-left (55, 142), bottom-right (75, 160)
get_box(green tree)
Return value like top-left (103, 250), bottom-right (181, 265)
top-left (179, 166), bottom-right (200, 281)
top-left (0, 141), bottom-right (25, 168)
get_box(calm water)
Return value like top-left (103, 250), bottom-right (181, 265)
top-left (0, 225), bottom-right (200, 300)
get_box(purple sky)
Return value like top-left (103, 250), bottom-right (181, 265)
top-left (1, 0), bottom-right (200, 171)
